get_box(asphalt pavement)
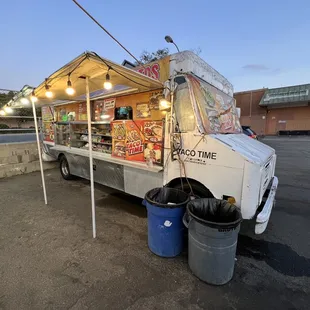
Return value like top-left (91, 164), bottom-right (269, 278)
top-left (0, 137), bottom-right (309, 309)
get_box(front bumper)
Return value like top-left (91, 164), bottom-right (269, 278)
top-left (255, 176), bottom-right (278, 234)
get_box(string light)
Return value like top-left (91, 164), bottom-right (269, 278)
top-left (66, 75), bottom-right (75, 96)
top-left (104, 69), bottom-right (112, 90)
top-left (4, 106), bottom-right (13, 113)
top-left (20, 97), bottom-right (29, 105)
top-left (30, 90), bottom-right (38, 103)
top-left (0, 110), bottom-right (5, 116)
top-left (45, 83), bottom-right (53, 98)
top-left (159, 98), bottom-right (171, 110)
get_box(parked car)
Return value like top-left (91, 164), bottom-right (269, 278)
top-left (242, 126), bottom-right (258, 139)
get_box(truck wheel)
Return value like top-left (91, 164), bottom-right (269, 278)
top-left (172, 182), bottom-right (214, 199)
top-left (59, 155), bottom-right (74, 180)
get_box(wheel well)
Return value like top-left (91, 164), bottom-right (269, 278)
top-left (58, 153), bottom-right (65, 161)
top-left (166, 177), bottom-right (214, 197)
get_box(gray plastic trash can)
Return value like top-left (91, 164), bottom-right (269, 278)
top-left (183, 198), bottom-right (242, 285)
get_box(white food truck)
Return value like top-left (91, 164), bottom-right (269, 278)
top-left (38, 51), bottom-right (278, 234)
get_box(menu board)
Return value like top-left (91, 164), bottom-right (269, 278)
top-left (111, 121), bottom-right (126, 158)
top-left (41, 106), bottom-right (55, 143)
top-left (111, 120), bottom-right (164, 164)
top-left (136, 102), bottom-right (151, 119)
top-left (78, 102), bottom-right (87, 121)
top-left (125, 121), bottom-right (144, 161)
top-left (42, 106), bottom-right (54, 122)
top-left (143, 142), bottom-right (162, 165)
top-left (143, 121), bottom-right (163, 143)
top-left (93, 100), bottom-right (115, 122)
top-left (143, 120), bottom-right (163, 165)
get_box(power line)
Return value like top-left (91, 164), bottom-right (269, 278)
top-left (71, 0), bottom-right (142, 66)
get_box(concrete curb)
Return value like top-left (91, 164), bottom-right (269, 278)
top-left (0, 161), bottom-right (58, 178)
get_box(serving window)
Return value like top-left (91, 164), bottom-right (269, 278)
top-left (53, 90), bottom-right (165, 166)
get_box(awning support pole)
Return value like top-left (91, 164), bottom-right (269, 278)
top-left (86, 77), bottom-right (96, 238)
top-left (31, 99), bottom-right (47, 205)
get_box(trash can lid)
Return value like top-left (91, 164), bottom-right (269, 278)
top-left (145, 187), bottom-right (190, 208)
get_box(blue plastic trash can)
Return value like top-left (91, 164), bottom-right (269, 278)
top-left (144, 187), bottom-right (190, 257)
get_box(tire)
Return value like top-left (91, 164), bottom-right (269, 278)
top-left (172, 181), bottom-right (214, 199)
top-left (59, 155), bottom-right (74, 180)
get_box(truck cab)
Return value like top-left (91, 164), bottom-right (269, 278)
top-left (160, 51), bottom-right (278, 234)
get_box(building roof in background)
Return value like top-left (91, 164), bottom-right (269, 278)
top-left (6, 85), bottom-right (34, 108)
top-left (259, 84), bottom-right (310, 108)
top-left (234, 88), bottom-right (267, 95)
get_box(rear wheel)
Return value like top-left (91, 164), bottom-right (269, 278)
top-left (59, 155), bottom-right (74, 180)
top-left (172, 181), bottom-right (214, 199)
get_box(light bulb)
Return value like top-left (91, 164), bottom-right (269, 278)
top-left (45, 84), bottom-right (53, 98)
top-left (66, 87), bottom-right (75, 95)
top-left (104, 72), bottom-right (112, 90)
top-left (0, 110), bottom-right (6, 116)
top-left (4, 106), bottom-right (13, 113)
top-left (30, 90), bottom-right (38, 103)
top-left (104, 81), bottom-right (112, 90)
top-left (159, 98), bottom-right (171, 109)
top-left (20, 97), bottom-right (29, 105)
top-left (45, 90), bottom-right (53, 98)
top-left (66, 80), bottom-right (75, 95)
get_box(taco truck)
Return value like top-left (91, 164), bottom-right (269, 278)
top-left (40, 50), bottom-right (278, 234)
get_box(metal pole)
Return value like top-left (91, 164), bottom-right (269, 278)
top-left (172, 42), bottom-right (180, 52)
top-left (31, 99), bottom-right (47, 205)
top-left (86, 77), bottom-right (96, 238)
top-left (169, 79), bottom-right (175, 136)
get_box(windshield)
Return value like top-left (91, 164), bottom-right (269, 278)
top-left (186, 75), bottom-right (242, 134)
top-left (174, 81), bottom-right (196, 132)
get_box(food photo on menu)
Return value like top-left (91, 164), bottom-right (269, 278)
top-left (143, 121), bottom-right (163, 143)
top-left (113, 141), bottom-right (126, 157)
top-left (144, 142), bottom-right (162, 165)
top-left (136, 103), bottom-right (151, 118)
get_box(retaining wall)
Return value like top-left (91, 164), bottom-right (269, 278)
top-left (0, 142), bottom-right (57, 178)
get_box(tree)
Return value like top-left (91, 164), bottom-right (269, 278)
top-left (136, 48), bottom-right (169, 65)
top-left (0, 91), bottom-right (15, 108)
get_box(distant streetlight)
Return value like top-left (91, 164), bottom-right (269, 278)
top-left (165, 35), bottom-right (180, 52)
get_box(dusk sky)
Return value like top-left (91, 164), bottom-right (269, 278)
top-left (1, 0), bottom-right (310, 92)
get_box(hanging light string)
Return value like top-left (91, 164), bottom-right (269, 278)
top-left (33, 51), bottom-right (158, 99)
top-left (92, 52), bottom-right (153, 89)
top-left (35, 55), bottom-right (89, 93)
top-left (71, 0), bottom-right (142, 66)
top-left (66, 73), bottom-right (75, 95)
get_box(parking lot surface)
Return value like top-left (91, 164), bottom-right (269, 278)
top-left (0, 137), bottom-right (309, 309)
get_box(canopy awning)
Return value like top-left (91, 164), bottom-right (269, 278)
top-left (2, 51), bottom-right (165, 239)
top-left (18, 51), bottom-right (163, 107)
